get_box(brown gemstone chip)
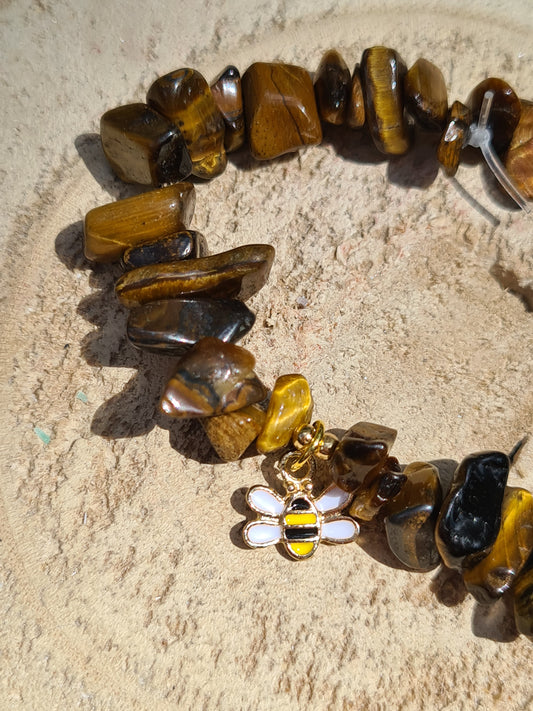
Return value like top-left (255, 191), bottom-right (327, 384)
top-left (202, 404), bottom-right (266, 460)
top-left (345, 64), bottom-right (365, 129)
top-left (437, 115), bottom-right (469, 177)
top-left (513, 550), bottom-right (533, 641)
top-left (314, 49), bottom-right (351, 125)
top-left (505, 100), bottom-right (533, 199)
top-left (122, 230), bottom-right (207, 269)
top-left (348, 455), bottom-right (406, 521)
top-left (467, 77), bottom-right (521, 155)
top-left (242, 62), bottom-right (322, 160)
top-left (147, 68), bottom-right (227, 179)
top-left (100, 103), bottom-right (193, 185)
top-left (84, 183), bottom-right (195, 263)
top-left (404, 58), bottom-right (448, 130)
top-left (115, 243), bottom-right (275, 308)
top-left (211, 65), bottom-right (245, 152)
top-left (160, 337), bottom-right (267, 418)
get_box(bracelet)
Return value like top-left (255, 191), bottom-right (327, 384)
top-left (82, 46), bottom-right (533, 642)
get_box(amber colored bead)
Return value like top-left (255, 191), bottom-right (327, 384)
top-left (449, 100), bottom-right (472, 124)
top-left (463, 487), bottom-right (533, 603)
top-left (100, 103), bottom-right (192, 186)
top-left (435, 451), bottom-right (509, 572)
top-left (505, 101), bottom-right (533, 199)
top-left (314, 50), bottom-right (351, 125)
top-left (345, 65), bottom-right (365, 129)
top-left (384, 461), bottom-right (443, 570)
top-left (202, 404), bottom-right (266, 461)
top-left (513, 551), bottom-right (533, 641)
top-left (160, 337), bottom-right (267, 418)
top-left (147, 68), bottom-right (227, 179)
top-left (83, 183), bottom-right (195, 263)
top-left (256, 374), bottom-right (313, 454)
top-left (330, 422), bottom-right (397, 493)
top-left (361, 46), bottom-right (411, 155)
top-left (242, 62), bottom-right (322, 160)
top-left (122, 230), bottom-right (207, 269)
top-left (115, 243), bottom-right (275, 308)
top-left (348, 456), bottom-right (406, 521)
top-left (404, 58), bottom-right (448, 130)
top-left (210, 65), bottom-right (245, 152)
top-left (437, 115), bottom-right (469, 177)
top-left (127, 297), bottom-right (256, 354)
top-left (467, 77), bottom-right (521, 154)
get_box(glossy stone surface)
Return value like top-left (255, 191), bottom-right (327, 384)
top-left (506, 101), bottom-right (533, 199)
top-left (463, 487), bottom-right (533, 603)
top-left (348, 456), bottom-right (406, 521)
top-left (404, 58), bottom-right (448, 130)
top-left (435, 450), bottom-right (510, 572)
top-left (210, 65), bottom-right (245, 152)
top-left (384, 461), bottom-right (443, 570)
top-left (513, 550), bottom-right (533, 641)
top-left (84, 183), bottom-right (195, 263)
top-left (160, 337), bottom-right (267, 418)
top-left (467, 77), bottom-right (521, 154)
top-left (314, 50), bottom-right (351, 125)
top-left (256, 374), bottom-right (313, 454)
top-left (242, 62), bottom-right (322, 160)
top-left (122, 230), bottom-right (207, 269)
top-left (127, 297), bottom-right (256, 354)
top-left (437, 114), bottom-right (469, 177)
top-left (202, 404), bottom-right (266, 461)
top-left (361, 46), bottom-right (410, 155)
top-left (330, 421), bottom-right (397, 493)
top-left (100, 103), bottom-right (192, 185)
top-left (345, 64), bottom-right (365, 129)
top-left (115, 243), bottom-right (275, 308)
top-left (147, 68), bottom-right (227, 179)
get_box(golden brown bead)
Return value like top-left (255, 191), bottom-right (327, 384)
top-left (83, 183), bottom-right (195, 263)
top-left (505, 100), bottom-right (533, 199)
top-left (202, 404), bottom-right (266, 461)
top-left (115, 243), bottom-right (275, 308)
top-left (404, 58), bottom-right (448, 130)
top-left (210, 65), bottom-right (245, 152)
top-left (437, 115), bottom-right (469, 177)
top-left (361, 46), bottom-right (411, 155)
top-left (314, 50), bottom-right (351, 125)
top-left (147, 68), bottom-right (227, 179)
top-left (466, 77), bottom-right (521, 154)
top-left (122, 230), bottom-right (207, 269)
top-left (345, 64), bottom-right (365, 129)
top-left (256, 374), bottom-right (313, 454)
top-left (513, 551), bottom-right (533, 641)
top-left (348, 456), bottom-right (406, 521)
top-left (242, 62), bottom-right (322, 160)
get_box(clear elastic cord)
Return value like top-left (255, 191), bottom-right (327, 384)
top-left (465, 90), bottom-right (530, 213)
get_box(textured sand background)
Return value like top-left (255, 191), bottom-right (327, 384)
top-left (1, 1), bottom-right (532, 709)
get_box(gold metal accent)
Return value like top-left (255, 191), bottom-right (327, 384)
top-left (292, 421), bottom-right (338, 461)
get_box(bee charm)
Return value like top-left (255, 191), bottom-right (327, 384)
top-left (242, 463), bottom-right (359, 560)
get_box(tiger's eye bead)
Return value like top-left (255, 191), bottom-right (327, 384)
top-left (513, 551), bottom-right (533, 641)
top-left (348, 456), bottom-right (406, 521)
top-left (467, 77), bottom-right (521, 154)
top-left (127, 297), bottom-right (256, 354)
top-left (361, 46), bottom-right (411, 155)
top-left (84, 183), bottom-right (195, 263)
top-left (437, 111), bottom-right (469, 177)
top-left (256, 374), bottom-right (313, 454)
top-left (122, 230), bottom-right (207, 269)
top-left (115, 243), bottom-right (275, 308)
top-left (242, 62), bottom-right (322, 160)
top-left (210, 65), bottom-right (245, 152)
top-left (202, 404), bottom-right (266, 461)
top-left (435, 451), bottom-right (510, 572)
top-left (160, 337), bottom-right (267, 418)
top-left (404, 58), bottom-right (448, 130)
top-left (384, 461), bottom-right (443, 570)
top-left (505, 101), bottom-right (533, 199)
top-left (463, 487), bottom-right (533, 603)
top-left (345, 64), bottom-right (365, 129)
top-left (100, 103), bottom-right (192, 185)
top-left (314, 50), bottom-right (351, 125)
top-left (147, 68), bottom-right (227, 179)
top-left (330, 422), bottom-right (398, 493)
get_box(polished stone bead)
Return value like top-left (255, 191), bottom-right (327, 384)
top-left (435, 451), bottom-right (510, 572)
top-left (147, 68), bottom-right (227, 179)
top-left (505, 101), bottom-right (533, 199)
top-left (436, 113), bottom-right (469, 177)
top-left (84, 183), bottom-right (195, 263)
top-left (127, 297), bottom-right (255, 354)
top-left (314, 50), bottom-right (351, 125)
top-left (202, 404), bottom-right (266, 461)
top-left (463, 487), bottom-right (533, 603)
top-left (210, 65), bottom-right (245, 152)
top-left (345, 64), bottom-right (365, 129)
top-left (115, 243), bottom-right (275, 308)
top-left (122, 230), bottom-right (207, 269)
top-left (160, 337), bottom-right (267, 418)
top-left (384, 461), bottom-right (443, 570)
top-left (450, 100), bottom-right (472, 124)
top-left (467, 77), bottom-right (521, 154)
top-left (348, 456), bottom-right (406, 521)
top-left (256, 374), bottom-right (313, 454)
top-left (100, 103), bottom-right (192, 185)
top-left (513, 550), bottom-right (533, 641)
top-left (242, 62), bottom-right (322, 160)
top-left (404, 58), bottom-right (448, 130)
top-left (361, 46), bottom-right (411, 155)
top-left (330, 421), bottom-right (397, 493)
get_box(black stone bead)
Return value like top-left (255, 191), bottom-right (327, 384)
top-left (435, 450), bottom-right (510, 572)
top-left (122, 231), bottom-right (207, 269)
